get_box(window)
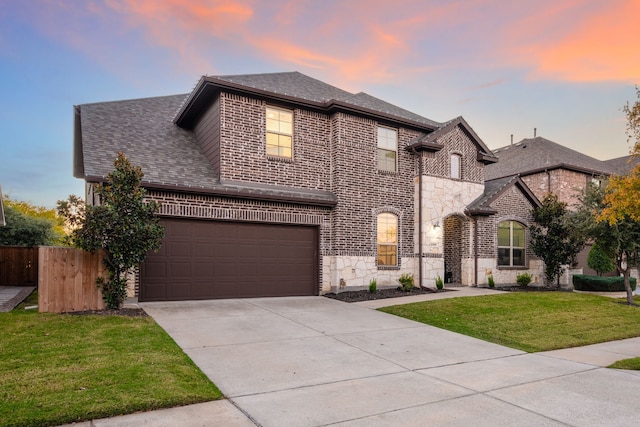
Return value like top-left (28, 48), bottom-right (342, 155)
top-left (451, 154), bottom-right (461, 179)
top-left (377, 126), bottom-right (397, 172)
top-left (377, 213), bottom-right (398, 266)
top-left (266, 107), bottom-right (293, 158)
top-left (498, 221), bottom-right (526, 266)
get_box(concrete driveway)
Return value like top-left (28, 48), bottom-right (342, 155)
top-left (142, 296), bottom-right (640, 426)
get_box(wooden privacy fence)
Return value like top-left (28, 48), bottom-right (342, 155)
top-left (38, 247), bottom-right (106, 313)
top-left (0, 246), bottom-right (38, 286)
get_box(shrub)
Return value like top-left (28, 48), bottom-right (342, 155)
top-left (516, 272), bottom-right (533, 287)
top-left (573, 274), bottom-right (637, 292)
top-left (435, 275), bottom-right (444, 290)
top-left (487, 275), bottom-right (495, 288)
top-left (369, 278), bottom-right (377, 293)
top-left (587, 243), bottom-right (616, 276)
top-left (398, 273), bottom-right (414, 292)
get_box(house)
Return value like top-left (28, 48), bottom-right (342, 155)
top-left (485, 136), bottom-right (621, 209)
top-left (485, 136), bottom-right (637, 277)
top-left (73, 72), bottom-right (543, 301)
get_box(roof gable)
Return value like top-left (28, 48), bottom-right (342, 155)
top-left (406, 116), bottom-right (498, 163)
top-left (486, 136), bottom-right (616, 180)
top-left (466, 175), bottom-right (541, 215)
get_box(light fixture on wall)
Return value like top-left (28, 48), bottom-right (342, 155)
top-left (432, 220), bottom-right (440, 229)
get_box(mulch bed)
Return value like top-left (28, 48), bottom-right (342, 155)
top-left (324, 286), bottom-right (449, 303)
top-left (67, 308), bottom-right (148, 317)
top-left (324, 285), bottom-right (570, 303)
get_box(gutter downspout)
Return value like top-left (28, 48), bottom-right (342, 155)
top-left (474, 216), bottom-right (478, 286)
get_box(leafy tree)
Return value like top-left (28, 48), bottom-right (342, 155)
top-left (576, 182), bottom-right (640, 305)
top-left (587, 242), bottom-right (616, 276)
top-left (588, 86), bottom-right (640, 304)
top-left (530, 193), bottom-right (584, 287)
top-left (0, 196), bottom-right (64, 246)
top-left (63, 153), bottom-right (164, 309)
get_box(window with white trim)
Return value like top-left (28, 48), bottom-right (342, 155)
top-left (377, 213), bottom-right (398, 266)
top-left (498, 221), bottom-right (526, 266)
top-left (266, 106), bottom-right (293, 158)
top-left (377, 126), bottom-right (397, 172)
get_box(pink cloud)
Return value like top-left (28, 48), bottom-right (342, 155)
top-left (29, 0), bottom-right (639, 88)
top-left (529, 0), bottom-right (640, 82)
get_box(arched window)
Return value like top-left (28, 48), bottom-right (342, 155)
top-left (498, 221), bottom-right (525, 266)
top-left (377, 213), bottom-right (398, 266)
top-left (451, 154), bottom-right (461, 179)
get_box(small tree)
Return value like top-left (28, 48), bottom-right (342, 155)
top-left (587, 243), bottom-right (616, 276)
top-left (64, 153), bottom-right (164, 309)
top-left (530, 193), bottom-right (584, 287)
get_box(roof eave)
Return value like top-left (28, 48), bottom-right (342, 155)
top-left (84, 175), bottom-right (338, 208)
top-left (517, 163), bottom-right (611, 178)
top-left (406, 141), bottom-right (444, 153)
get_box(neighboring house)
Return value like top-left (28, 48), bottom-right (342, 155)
top-left (486, 137), bottom-right (619, 209)
top-left (486, 136), bottom-right (637, 277)
top-left (73, 72), bottom-right (543, 301)
top-left (0, 185), bottom-right (5, 227)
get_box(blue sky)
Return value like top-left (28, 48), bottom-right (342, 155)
top-left (1, 0), bottom-right (638, 208)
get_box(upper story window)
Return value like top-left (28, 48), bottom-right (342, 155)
top-left (451, 154), bottom-right (461, 179)
top-left (377, 126), bottom-right (397, 172)
top-left (498, 221), bottom-right (526, 267)
top-left (266, 106), bottom-right (293, 158)
top-left (377, 212), bottom-right (398, 266)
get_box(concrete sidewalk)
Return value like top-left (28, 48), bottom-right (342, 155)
top-left (0, 285), bottom-right (34, 312)
top-left (59, 290), bottom-right (640, 426)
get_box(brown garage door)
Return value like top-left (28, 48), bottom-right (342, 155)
top-left (140, 219), bottom-right (318, 301)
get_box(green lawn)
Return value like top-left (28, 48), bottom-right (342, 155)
top-left (0, 308), bottom-right (222, 427)
top-left (379, 292), bottom-right (640, 353)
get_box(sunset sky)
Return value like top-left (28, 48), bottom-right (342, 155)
top-left (1, 0), bottom-right (639, 208)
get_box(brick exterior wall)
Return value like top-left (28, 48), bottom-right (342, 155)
top-left (218, 93), bottom-right (332, 190)
top-left (521, 169), bottom-right (591, 210)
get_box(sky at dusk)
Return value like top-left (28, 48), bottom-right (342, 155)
top-left (1, 0), bottom-right (639, 208)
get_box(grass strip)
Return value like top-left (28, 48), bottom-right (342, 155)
top-left (379, 292), bottom-right (640, 353)
top-left (0, 310), bottom-right (221, 427)
top-left (609, 357), bottom-right (640, 370)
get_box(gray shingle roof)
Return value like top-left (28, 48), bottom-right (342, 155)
top-left (485, 137), bottom-right (616, 180)
top-left (212, 72), bottom-right (442, 129)
top-left (603, 155), bottom-right (640, 176)
top-left (78, 94), bottom-right (219, 189)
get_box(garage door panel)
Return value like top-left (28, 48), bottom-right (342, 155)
top-left (141, 219), bottom-right (318, 301)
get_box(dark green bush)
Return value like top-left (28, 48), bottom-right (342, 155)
top-left (572, 274), bottom-right (637, 292)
